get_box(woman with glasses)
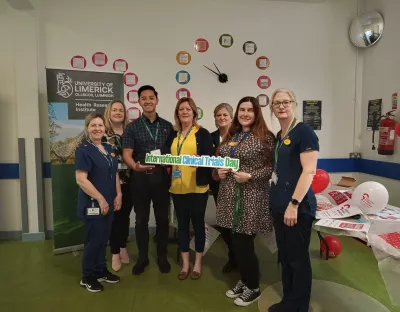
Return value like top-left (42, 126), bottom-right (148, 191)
top-left (268, 89), bottom-right (319, 312)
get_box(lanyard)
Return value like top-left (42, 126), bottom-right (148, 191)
top-left (229, 132), bottom-right (249, 158)
top-left (141, 117), bottom-right (159, 147)
top-left (274, 118), bottom-right (297, 169)
top-left (177, 126), bottom-right (193, 155)
top-left (89, 140), bottom-right (113, 179)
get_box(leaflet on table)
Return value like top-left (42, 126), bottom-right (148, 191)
top-left (321, 188), bottom-right (353, 205)
top-left (367, 205), bottom-right (400, 221)
top-left (316, 203), bottom-right (363, 219)
top-left (315, 218), bottom-right (371, 233)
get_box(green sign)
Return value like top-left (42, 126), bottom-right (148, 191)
top-left (145, 153), bottom-right (239, 171)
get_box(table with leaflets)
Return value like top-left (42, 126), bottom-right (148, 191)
top-left (314, 185), bottom-right (400, 307)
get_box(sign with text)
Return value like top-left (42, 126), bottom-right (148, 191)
top-left (303, 100), bottom-right (322, 130)
top-left (145, 153), bottom-right (240, 171)
top-left (46, 68), bottom-right (123, 120)
top-left (367, 98), bottom-right (382, 130)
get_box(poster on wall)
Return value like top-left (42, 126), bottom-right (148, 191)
top-left (46, 68), bottom-right (124, 254)
top-left (366, 98), bottom-right (382, 130)
top-left (302, 100), bottom-right (322, 130)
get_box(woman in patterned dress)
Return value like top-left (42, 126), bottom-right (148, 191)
top-left (215, 96), bottom-right (275, 307)
top-left (102, 100), bottom-right (131, 272)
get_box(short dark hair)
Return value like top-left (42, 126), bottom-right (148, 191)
top-left (138, 85), bottom-right (158, 98)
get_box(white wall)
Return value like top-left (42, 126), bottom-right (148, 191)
top-left (358, 0), bottom-right (400, 206)
top-left (1, 0), bottom-right (359, 232)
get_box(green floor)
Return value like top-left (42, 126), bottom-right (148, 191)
top-left (0, 232), bottom-right (398, 312)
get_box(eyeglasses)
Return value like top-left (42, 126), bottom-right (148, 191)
top-left (271, 100), bottom-right (294, 108)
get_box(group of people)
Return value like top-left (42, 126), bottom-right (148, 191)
top-left (75, 84), bottom-right (319, 312)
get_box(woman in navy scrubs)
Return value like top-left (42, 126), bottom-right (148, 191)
top-left (268, 89), bottom-right (319, 312)
top-left (75, 113), bottom-right (122, 292)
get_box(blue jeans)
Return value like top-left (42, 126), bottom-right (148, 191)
top-left (172, 192), bottom-right (208, 253)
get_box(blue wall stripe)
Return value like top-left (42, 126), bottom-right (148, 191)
top-left (0, 163), bottom-right (19, 179)
top-left (357, 159), bottom-right (400, 181)
top-left (1, 159), bottom-right (400, 181)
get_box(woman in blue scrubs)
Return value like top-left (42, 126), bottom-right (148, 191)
top-left (268, 89), bottom-right (319, 312)
top-left (75, 113), bottom-right (122, 292)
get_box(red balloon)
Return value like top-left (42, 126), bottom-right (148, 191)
top-left (395, 122), bottom-right (400, 137)
top-left (312, 169), bottom-right (330, 194)
top-left (320, 235), bottom-right (342, 258)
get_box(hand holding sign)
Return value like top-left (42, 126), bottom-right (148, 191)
top-left (233, 171), bottom-right (251, 183)
top-left (134, 161), bottom-right (154, 172)
top-left (218, 168), bottom-right (231, 179)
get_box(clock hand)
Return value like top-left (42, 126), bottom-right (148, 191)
top-left (203, 65), bottom-right (220, 76)
top-left (213, 63), bottom-right (222, 75)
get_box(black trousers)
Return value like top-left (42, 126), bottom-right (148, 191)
top-left (210, 182), bottom-right (236, 263)
top-left (131, 169), bottom-right (170, 260)
top-left (172, 192), bottom-right (208, 252)
top-left (232, 232), bottom-right (259, 289)
top-left (82, 213), bottom-right (113, 278)
top-left (273, 212), bottom-right (313, 312)
top-left (110, 179), bottom-right (133, 254)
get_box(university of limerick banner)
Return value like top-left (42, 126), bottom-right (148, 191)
top-left (46, 68), bottom-right (123, 253)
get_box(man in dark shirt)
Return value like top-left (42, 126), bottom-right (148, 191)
top-left (122, 85), bottom-right (173, 275)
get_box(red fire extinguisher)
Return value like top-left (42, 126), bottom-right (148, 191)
top-left (372, 110), bottom-right (397, 155)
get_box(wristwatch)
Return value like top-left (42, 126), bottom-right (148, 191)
top-left (291, 198), bottom-right (299, 206)
top-left (247, 174), bottom-right (252, 182)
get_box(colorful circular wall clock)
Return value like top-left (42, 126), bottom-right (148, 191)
top-left (257, 75), bottom-right (272, 89)
top-left (176, 70), bottom-right (190, 85)
top-left (257, 94), bottom-right (270, 107)
top-left (219, 34), bottom-right (234, 48)
top-left (243, 41), bottom-right (257, 55)
top-left (194, 38), bottom-right (209, 53)
top-left (176, 51), bottom-right (191, 65)
top-left (176, 88), bottom-right (191, 100)
top-left (256, 56), bottom-right (270, 70)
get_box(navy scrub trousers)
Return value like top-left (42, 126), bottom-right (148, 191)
top-left (75, 141), bottom-right (118, 279)
top-left (269, 122), bottom-right (319, 312)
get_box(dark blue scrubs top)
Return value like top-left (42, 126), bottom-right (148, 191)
top-left (75, 141), bottom-right (118, 219)
top-left (270, 122), bottom-right (319, 217)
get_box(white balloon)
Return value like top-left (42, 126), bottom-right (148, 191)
top-left (351, 181), bottom-right (389, 214)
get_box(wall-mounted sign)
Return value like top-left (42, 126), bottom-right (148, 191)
top-left (257, 94), bottom-right (269, 107)
top-left (176, 70), bottom-right (190, 85)
top-left (256, 56), bottom-right (270, 70)
top-left (194, 38), bottom-right (209, 53)
top-left (176, 51), bottom-right (191, 65)
top-left (197, 107), bottom-right (204, 120)
top-left (219, 34), bottom-right (234, 48)
top-left (176, 88), bottom-right (191, 100)
top-left (392, 92), bottom-right (398, 110)
top-left (113, 59), bottom-right (128, 72)
top-left (303, 100), bottom-right (322, 130)
top-left (257, 75), bottom-right (271, 89)
top-left (127, 90), bottom-right (139, 103)
top-left (366, 99), bottom-right (382, 130)
top-left (92, 52), bottom-right (108, 66)
top-left (127, 107), bottom-right (141, 121)
top-left (124, 72), bottom-right (138, 87)
top-left (70, 55), bottom-right (87, 69)
top-left (243, 41), bottom-right (257, 55)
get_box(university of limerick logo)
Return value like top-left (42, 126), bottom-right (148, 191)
top-left (56, 73), bottom-right (73, 98)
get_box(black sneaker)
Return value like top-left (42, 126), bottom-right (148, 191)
top-left (234, 286), bottom-right (261, 306)
top-left (96, 269), bottom-right (120, 283)
top-left (157, 257), bottom-right (171, 274)
top-left (132, 258), bottom-right (149, 275)
top-left (226, 280), bottom-right (245, 298)
top-left (80, 276), bottom-right (104, 293)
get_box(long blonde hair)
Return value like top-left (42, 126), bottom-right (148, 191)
top-left (103, 99), bottom-right (129, 132)
top-left (173, 97), bottom-right (200, 131)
